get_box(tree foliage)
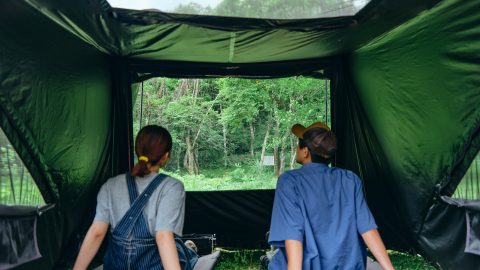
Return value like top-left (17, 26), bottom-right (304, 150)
top-left (0, 130), bottom-right (44, 205)
top-left (133, 76), bottom-right (330, 178)
top-left (173, 0), bottom-right (359, 19)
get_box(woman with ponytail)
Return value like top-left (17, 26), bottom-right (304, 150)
top-left (74, 125), bottom-right (197, 270)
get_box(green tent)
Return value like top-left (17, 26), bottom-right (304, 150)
top-left (1, 0), bottom-right (479, 269)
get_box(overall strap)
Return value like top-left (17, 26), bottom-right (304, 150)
top-left (113, 173), bottom-right (167, 237)
top-left (126, 173), bottom-right (139, 203)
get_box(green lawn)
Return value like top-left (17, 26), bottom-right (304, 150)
top-left (213, 249), bottom-right (437, 270)
top-left (164, 164), bottom-right (278, 191)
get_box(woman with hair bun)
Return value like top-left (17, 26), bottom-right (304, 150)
top-left (74, 125), bottom-right (197, 270)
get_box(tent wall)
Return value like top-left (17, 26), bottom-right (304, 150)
top-left (0, 1), bottom-right (119, 269)
top-left (184, 190), bottom-right (275, 249)
top-left (1, 0), bottom-right (479, 269)
top-left (331, 59), bottom-right (414, 252)
top-left (333, 0), bottom-right (480, 268)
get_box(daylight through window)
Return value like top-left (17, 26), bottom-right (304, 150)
top-left (108, 0), bottom-right (370, 19)
top-left (452, 152), bottom-right (480, 200)
top-left (133, 77), bottom-right (330, 191)
top-left (0, 128), bottom-right (45, 206)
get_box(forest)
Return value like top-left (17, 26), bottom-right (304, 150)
top-left (171, 0), bottom-right (364, 19)
top-left (133, 77), bottom-right (330, 191)
top-left (0, 130), bottom-right (44, 205)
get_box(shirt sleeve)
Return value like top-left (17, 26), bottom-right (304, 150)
top-left (93, 181), bottom-right (110, 224)
top-left (155, 180), bottom-right (186, 236)
top-left (268, 173), bottom-right (304, 248)
top-left (354, 175), bottom-right (377, 234)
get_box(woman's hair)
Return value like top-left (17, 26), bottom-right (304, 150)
top-left (299, 127), bottom-right (337, 164)
top-left (131, 125), bottom-right (172, 177)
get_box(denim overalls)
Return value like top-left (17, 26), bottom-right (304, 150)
top-left (103, 173), bottom-right (167, 270)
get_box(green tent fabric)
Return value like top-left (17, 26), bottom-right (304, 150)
top-left (0, 1), bottom-right (131, 268)
top-left (0, 0), bottom-right (479, 269)
top-left (333, 0), bottom-right (480, 267)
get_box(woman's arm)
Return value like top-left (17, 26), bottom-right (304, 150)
top-left (156, 230), bottom-right (181, 270)
top-left (285, 239), bottom-right (303, 270)
top-left (361, 229), bottom-right (395, 270)
top-left (73, 221), bottom-right (109, 270)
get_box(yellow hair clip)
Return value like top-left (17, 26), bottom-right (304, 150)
top-left (138, 156), bottom-right (149, 162)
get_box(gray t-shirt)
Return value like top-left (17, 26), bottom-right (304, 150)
top-left (94, 172), bottom-right (185, 236)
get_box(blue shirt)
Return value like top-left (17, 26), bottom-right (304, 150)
top-left (268, 163), bottom-right (377, 270)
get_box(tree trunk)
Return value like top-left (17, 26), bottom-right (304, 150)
top-left (173, 79), bottom-right (187, 100)
top-left (249, 123), bottom-right (255, 158)
top-left (194, 147), bottom-right (199, 175)
top-left (191, 92), bottom-right (221, 150)
top-left (145, 91), bottom-right (151, 125)
top-left (223, 123), bottom-right (228, 167)
top-left (30, 175), bottom-right (35, 204)
top-left (290, 137), bottom-right (297, 169)
top-left (19, 166), bottom-right (24, 204)
top-left (6, 146), bottom-right (16, 204)
top-left (158, 78), bottom-right (166, 98)
top-left (28, 176), bottom-right (33, 204)
top-left (192, 79), bottom-right (200, 100)
top-left (260, 118), bottom-right (272, 163)
top-left (185, 134), bottom-right (195, 175)
top-left (279, 128), bottom-right (290, 174)
top-left (183, 140), bottom-right (188, 169)
top-left (176, 144), bottom-right (182, 171)
top-left (274, 147), bottom-right (280, 177)
top-left (280, 143), bottom-right (286, 174)
top-left (273, 119), bottom-right (281, 177)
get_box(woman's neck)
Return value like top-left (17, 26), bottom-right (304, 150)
top-left (147, 164), bottom-right (161, 173)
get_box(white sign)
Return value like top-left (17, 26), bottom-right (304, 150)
top-left (262, 155), bottom-right (275, 166)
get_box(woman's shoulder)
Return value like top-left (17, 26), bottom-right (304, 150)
top-left (101, 173), bottom-right (127, 188)
top-left (108, 173), bottom-right (128, 182)
top-left (161, 174), bottom-right (185, 190)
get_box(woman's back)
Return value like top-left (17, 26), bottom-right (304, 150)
top-left (94, 172), bottom-right (186, 237)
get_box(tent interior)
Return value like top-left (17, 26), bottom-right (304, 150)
top-left (0, 0), bottom-right (479, 269)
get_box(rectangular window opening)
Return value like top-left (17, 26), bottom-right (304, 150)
top-left (0, 128), bottom-right (45, 206)
top-left (452, 151), bottom-right (480, 201)
top-left (132, 77), bottom-right (331, 191)
top-left (108, 0), bottom-right (371, 19)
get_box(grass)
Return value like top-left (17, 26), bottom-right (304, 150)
top-left (214, 249), bottom-right (264, 270)
top-left (388, 250), bottom-right (437, 270)
top-left (163, 163), bottom-right (279, 191)
top-left (213, 249), bottom-right (438, 270)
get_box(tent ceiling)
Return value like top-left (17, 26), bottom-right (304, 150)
top-left (107, 0), bottom-right (371, 19)
top-left (22, 0), bottom-right (440, 79)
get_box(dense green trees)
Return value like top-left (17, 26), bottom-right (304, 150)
top-left (133, 77), bottom-right (330, 177)
top-left (174, 0), bottom-right (359, 18)
top-left (0, 130), bottom-right (44, 205)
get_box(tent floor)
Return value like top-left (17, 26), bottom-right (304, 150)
top-left (91, 251), bottom-right (380, 269)
top-left (92, 250), bottom-right (221, 270)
